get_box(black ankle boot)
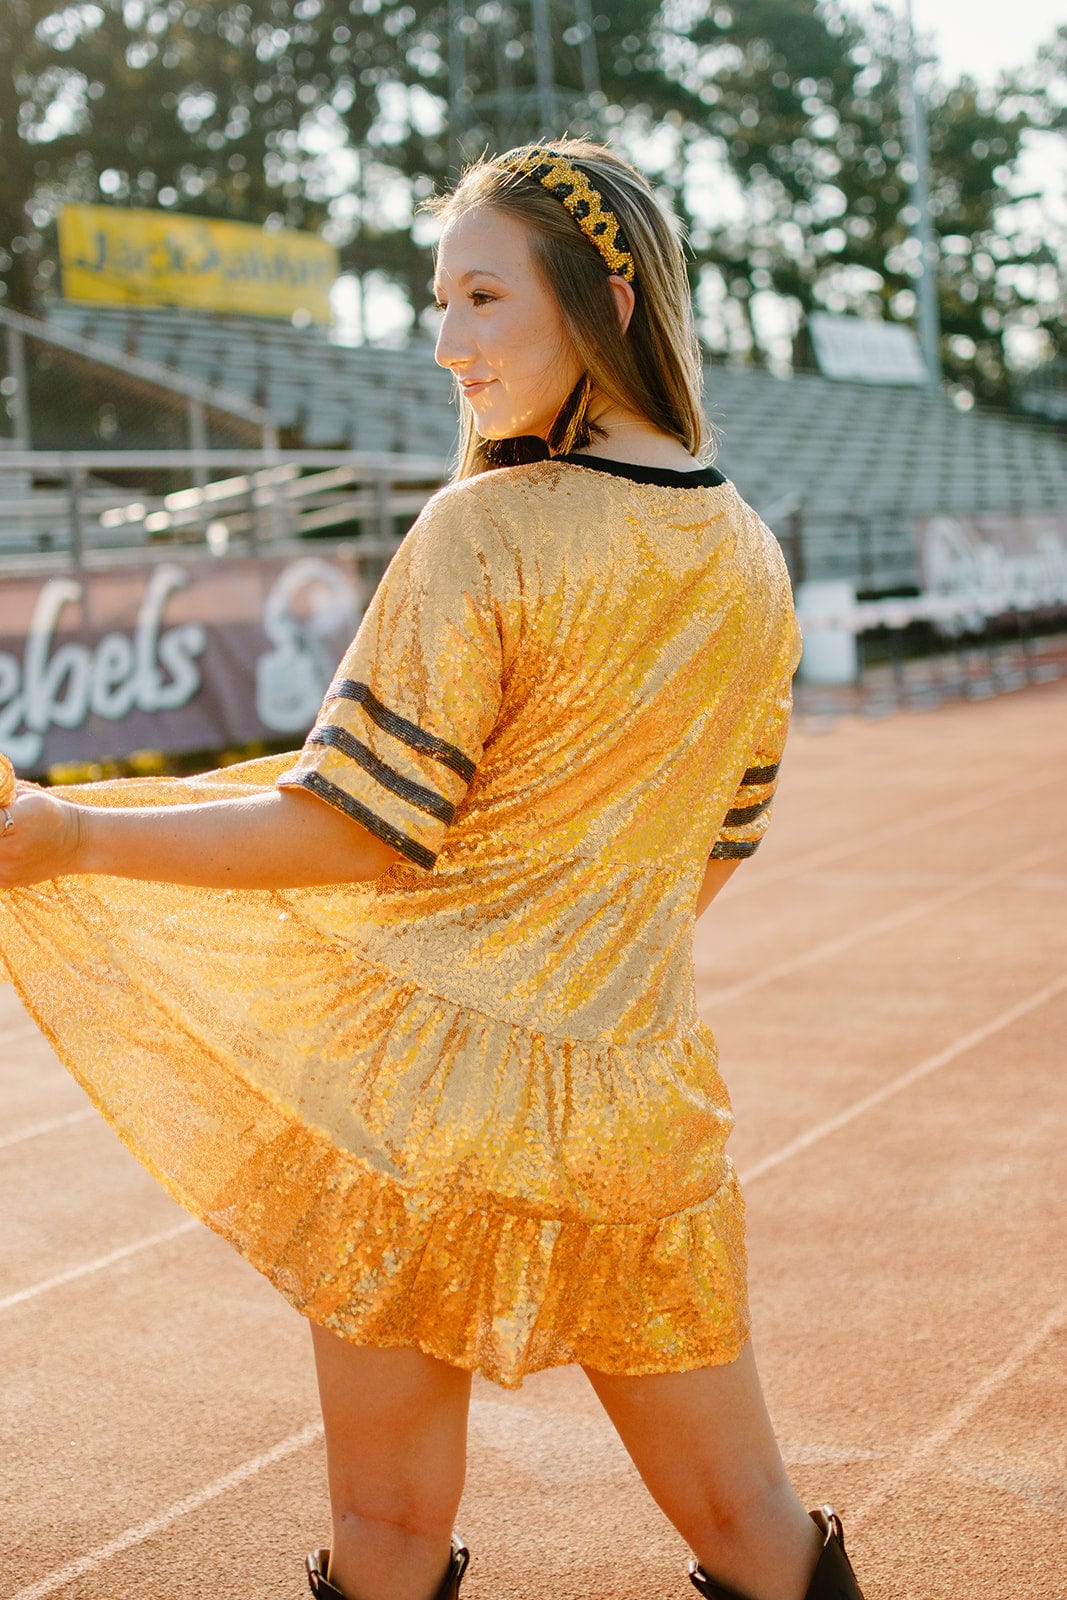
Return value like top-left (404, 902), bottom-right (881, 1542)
top-left (305, 1536), bottom-right (469, 1600)
top-left (688, 1506), bottom-right (864, 1600)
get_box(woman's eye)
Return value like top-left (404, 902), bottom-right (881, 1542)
top-left (432, 290), bottom-right (495, 311)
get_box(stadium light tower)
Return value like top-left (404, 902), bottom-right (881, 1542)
top-left (448, 0), bottom-right (602, 171)
top-left (900, 0), bottom-right (943, 388)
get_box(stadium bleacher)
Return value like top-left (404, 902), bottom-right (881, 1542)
top-left (704, 367), bottom-right (1066, 590)
top-left (45, 304), bottom-right (457, 458)
top-left (41, 301), bottom-right (1067, 594)
top-left (0, 299), bottom-right (1060, 727)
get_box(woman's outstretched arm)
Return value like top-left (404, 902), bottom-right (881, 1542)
top-left (0, 785), bottom-right (402, 891)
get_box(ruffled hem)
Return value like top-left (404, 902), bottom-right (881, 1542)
top-left (0, 760), bottom-right (749, 1388)
top-left (29, 1020), bottom-right (752, 1389)
top-left (6, 965), bottom-right (750, 1385)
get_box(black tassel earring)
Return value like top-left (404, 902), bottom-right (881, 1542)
top-left (548, 374), bottom-right (599, 456)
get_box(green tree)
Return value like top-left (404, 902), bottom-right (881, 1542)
top-left (0, 0), bottom-right (446, 312)
top-left (0, 0), bottom-right (73, 313)
top-left (663, 1), bottom-right (1064, 405)
top-left (2, 0), bottom-right (1062, 409)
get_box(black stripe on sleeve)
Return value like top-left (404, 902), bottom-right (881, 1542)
top-left (710, 838), bottom-right (760, 861)
top-left (741, 761), bottom-right (779, 786)
top-left (309, 726), bottom-right (455, 824)
top-left (722, 795), bottom-right (773, 829)
top-left (328, 680), bottom-right (477, 783)
top-left (279, 771), bottom-right (436, 870)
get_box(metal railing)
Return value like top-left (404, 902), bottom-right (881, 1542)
top-left (0, 449), bottom-right (449, 570)
top-left (787, 503), bottom-right (1067, 708)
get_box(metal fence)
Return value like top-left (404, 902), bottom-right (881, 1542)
top-left (783, 501), bottom-right (1067, 709)
top-left (0, 449), bottom-right (448, 567)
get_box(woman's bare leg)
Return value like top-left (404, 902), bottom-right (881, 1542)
top-left (310, 1326), bottom-right (472, 1600)
top-left (584, 1341), bottom-right (822, 1600)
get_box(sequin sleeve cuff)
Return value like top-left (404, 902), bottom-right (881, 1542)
top-left (711, 656), bottom-right (796, 861)
top-left (276, 485), bottom-right (506, 869)
top-left (277, 679), bottom-right (477, 869)
top-left (710, 759), bottom-right (780, 859)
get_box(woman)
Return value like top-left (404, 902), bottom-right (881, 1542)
top-left (0, 141), bottom-right (866, 1600)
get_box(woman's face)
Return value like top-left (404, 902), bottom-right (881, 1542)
top-left (433, 206), bottom-right (584, 442)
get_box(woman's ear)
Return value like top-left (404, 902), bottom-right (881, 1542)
top-left (607, 274), bottom-right (636, 335)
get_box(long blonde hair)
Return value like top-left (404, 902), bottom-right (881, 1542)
top-left (428, 140), bottom-right (710, 480)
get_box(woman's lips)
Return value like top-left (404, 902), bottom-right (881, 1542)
top-left (461, 379), bottom-right (495, 397)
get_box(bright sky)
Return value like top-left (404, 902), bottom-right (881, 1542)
top-left (900, 0), bottom-right (1061, 81)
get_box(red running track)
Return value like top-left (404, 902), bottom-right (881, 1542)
top-left (1, 678), bottom-right (1064, 1600)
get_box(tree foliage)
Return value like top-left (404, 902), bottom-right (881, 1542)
top-left (657, 0), bottom-right (1063, 404)
top-left (1, 0), bottom-right (1063, 408)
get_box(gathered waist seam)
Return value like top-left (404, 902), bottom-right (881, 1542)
top-left (331, 939), bottom-right (705, 1054)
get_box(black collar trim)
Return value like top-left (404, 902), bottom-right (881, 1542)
top-left (557, 452), bottom-right (727, 488)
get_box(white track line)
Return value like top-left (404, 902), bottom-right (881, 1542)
top-left (4, 975), bottom-right (1063, 1319)
top-left (8, 1303), bottom-right (1060, 1599)
top-left (0, 966), bottom-right (1060, 1589)
top-left (6, 1419), bottom-right (325, 1600)
top-left (850, 1299), bottom-right (1066, 1529)
top-left (739, 972), bottom-right (1067, 1184)
top-left (0, 1219), bottom-right (199, 1313)
top-left (0, 748), bottom-right (1060, 1591)
top-left (707, 839), bottom-right (1062, 1006)
top-left (727, 768), bottom-right (1061, 899)
top-left (0, 1106), bottom-right (96, 1151)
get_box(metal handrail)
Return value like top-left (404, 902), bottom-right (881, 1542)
top-left (0, 449), bottom-right (451, 568)
top-left (0, 448), bottom-right (447, 474)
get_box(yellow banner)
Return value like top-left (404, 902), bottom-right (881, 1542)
top-left (58, 205), bottom-right (338, 322)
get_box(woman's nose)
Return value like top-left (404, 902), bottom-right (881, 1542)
top-left (434, 305), bottom-right (469, 371)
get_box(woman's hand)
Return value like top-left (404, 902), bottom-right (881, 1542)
top-left (0, 786), bottom-right (84, 888)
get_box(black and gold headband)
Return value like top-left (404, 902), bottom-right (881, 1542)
top-left (497, 146), bottom-right (636, 283)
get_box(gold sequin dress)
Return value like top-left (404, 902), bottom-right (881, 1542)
top-left (0, 455), bottom-right (800, 1388)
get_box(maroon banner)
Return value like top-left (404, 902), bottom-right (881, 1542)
top-left (0, 548), bottom-right (388, 773)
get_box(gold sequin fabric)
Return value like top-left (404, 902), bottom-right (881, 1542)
top-left (0, 458), bottom-right (800, 1388)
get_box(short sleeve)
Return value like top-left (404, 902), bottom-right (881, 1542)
top-left (276, 489), bottom-right (505, 869)
top-left (711, 670), bottom-right (794, 862)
